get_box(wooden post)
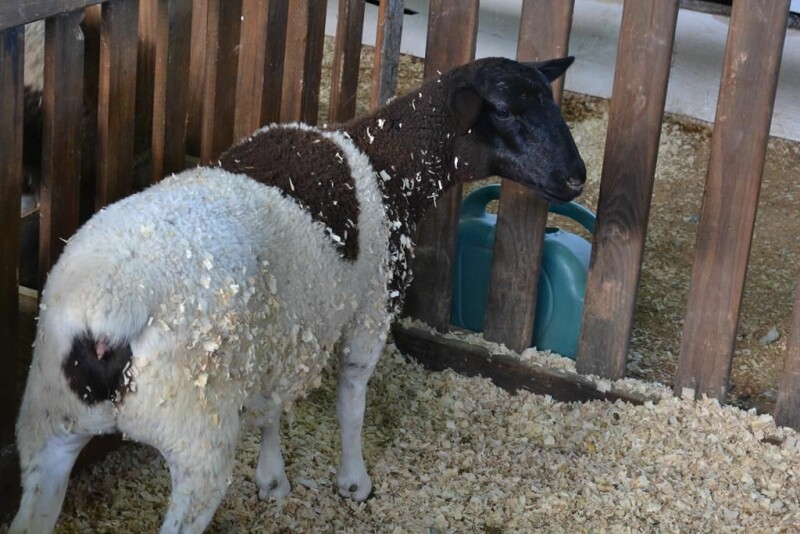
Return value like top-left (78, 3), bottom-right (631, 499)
top-left (328, 0), bottom-right (365, 123)
top-left (199, 0), bottom-right (242, 164)
top-left (39, 10), bottom-right (85, 288)
top-left (80, 5), bottom-right (101, 220)
top-left (234, 0), bottom-right (269, 141)
top-left (575, 0), bottom-right (679, 379)
top-left (95, 0), bottom-right (139, 209)
top-left (402, 0), bottom-right (478, 331)
top-left (775, 282), bottom-right (800, 428)
top-left (279, 0), bottom-right (326, 124)
top-left (186, 0), bottom-right (208, 156)
top-left (234, 0), bottom-right (288, 140)
top-left (259, 1), bottom-right (289, 126)
top-left (675, 0), bottom-right (790, 401)
top-left (135, 0), bottom-right (157, 161)
top-left (151, 0), bottom-right (191, 180)
top-left (0, 25), bottom-right (23, 445)
top-left (370, 0), bottom-right (404, 110)
top-left (482, 0), bottom-right (574, 353)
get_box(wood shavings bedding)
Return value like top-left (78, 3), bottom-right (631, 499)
top-left (3, 342), bottom-right (799, 533)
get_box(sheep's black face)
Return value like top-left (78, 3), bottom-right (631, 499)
top-left (450, 57), bottom-right (586, 203)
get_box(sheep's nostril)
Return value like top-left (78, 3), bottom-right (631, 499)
top-left (566, 176), bottom-right (583, 191)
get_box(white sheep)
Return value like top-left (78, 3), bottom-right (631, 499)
top-left (10, 57), bottom-right (585, 533)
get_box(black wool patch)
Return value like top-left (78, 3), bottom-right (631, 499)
top-left (63, 333), bottom-right (133, 405)
top-left (217, 128), bottom-right (361, 261)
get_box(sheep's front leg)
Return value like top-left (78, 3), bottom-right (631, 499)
top-left (255, 402), bottom-right (291, 500)
top-left (336, 328), bottom-right (386, 501)
top-left (10, 433), bottom-right (91, 533)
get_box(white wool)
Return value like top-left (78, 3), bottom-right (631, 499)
top-left (26, 125), bottom-right (388, 422)
top-left (13, 125), bottom-right (392, 532)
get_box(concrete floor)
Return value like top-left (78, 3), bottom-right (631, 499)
top-left (326, 0), bottom-right (800, 141)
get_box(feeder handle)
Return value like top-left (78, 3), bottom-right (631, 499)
top-left (548, 200), bottom-right (596, 234)
top-left (461, 183), bottom-right (596, 234)
top-left (460, 183), bottom-right (501, 218)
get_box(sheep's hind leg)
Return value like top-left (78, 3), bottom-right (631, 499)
top-left (10, 432), bottom-right (91, 534)
top-left (158, 423), bottom-right (239, 534)
top-left (335, 327), bottom-right (387, 501)
top-left (255, 401), bottom-right (291, 500)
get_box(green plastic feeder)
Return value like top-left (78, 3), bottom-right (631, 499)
top-left (451, 184), bottom-right (596, 359)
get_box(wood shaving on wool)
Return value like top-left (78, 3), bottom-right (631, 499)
top-left (6, 342), bottom-right (799, 533)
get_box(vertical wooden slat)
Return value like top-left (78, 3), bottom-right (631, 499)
top-left (95, 0), bottom-right (139, 209)
top-left (135, 0), bottom-right (157, 161)
top-left (199, 0), bottom-right (242, 164)
top-left (402, 0), bottom-right (478, 330)
top-left (80, 5), bottom-right (101, 220)
top-left (279, 0), bottom-right (327, 124)
top-left (328, 0), bottom-right (365, 123)
top-left (482, 0), bottom-right (574, 353)
top-left (775, 282), bottom-right (800, 428)
top-left (151, 0), bottom-right (191, 180)
top-left (186, 0), bottom-right (208, 156)
top-left (234, 0), bottom-right (270, 140)
top-left (0, 25), bottom-right (24, 444)
top-left (675, 0), bottom-right (790, 401)
top-left (234, 0), bottom-right (288, 140)
top-left (260, 0), bottom-right (289, 126)
top-left (370, 0), bottom-right (404, 110)
top-left (575, 0), bottom-right (679, 378)
top-left (39, 10), bottom-right (84, 288)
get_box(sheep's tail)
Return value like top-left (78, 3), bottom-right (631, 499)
top-left (62, 332), bottom-right (134, 405)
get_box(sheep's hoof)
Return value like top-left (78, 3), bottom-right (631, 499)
top-left (256, 474), bottom-right (291, 501)
top-left (337, 472), bottom-right (373, 502)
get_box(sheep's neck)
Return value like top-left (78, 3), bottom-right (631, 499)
top-left (340, 77), bottom-right (485, 309)
top-left (342, 84), bottom-right (481, 231)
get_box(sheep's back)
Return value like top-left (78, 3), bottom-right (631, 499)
top-left (37, 159), bottom-right (390, 421)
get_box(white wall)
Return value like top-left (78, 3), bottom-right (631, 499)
top-left (327, 0), bottom-right (800, 141)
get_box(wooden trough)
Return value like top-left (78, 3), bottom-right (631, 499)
top-left (0, 0), bottom-right (797, 516)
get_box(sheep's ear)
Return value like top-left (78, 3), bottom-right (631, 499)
top-left (524, 56), bottom-right (575, 82)
top-left (449, 87), bottom-right (484, 134)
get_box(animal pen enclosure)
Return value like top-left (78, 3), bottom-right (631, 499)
top-left (0, 0), bottom-right (799, 527)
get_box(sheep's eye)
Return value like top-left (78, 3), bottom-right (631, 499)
top-left (493, 107), bottom-right (512, 121)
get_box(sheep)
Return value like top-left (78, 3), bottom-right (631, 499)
top-left (10, 56), bottom-right (585, 533)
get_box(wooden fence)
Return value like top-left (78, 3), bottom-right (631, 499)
top-left (0, 0), bottom-right (798, 506)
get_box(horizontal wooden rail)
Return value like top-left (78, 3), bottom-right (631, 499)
top-left (392, 323), bottom-right (655, 405)
top-left (0, 0), bottom-right (104, 31)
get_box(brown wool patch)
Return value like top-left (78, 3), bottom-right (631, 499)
top-left (217, 128), bottom-right (360, 261)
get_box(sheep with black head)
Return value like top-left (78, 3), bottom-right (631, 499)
top-left (10, 56), bottom-right (584, 534)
